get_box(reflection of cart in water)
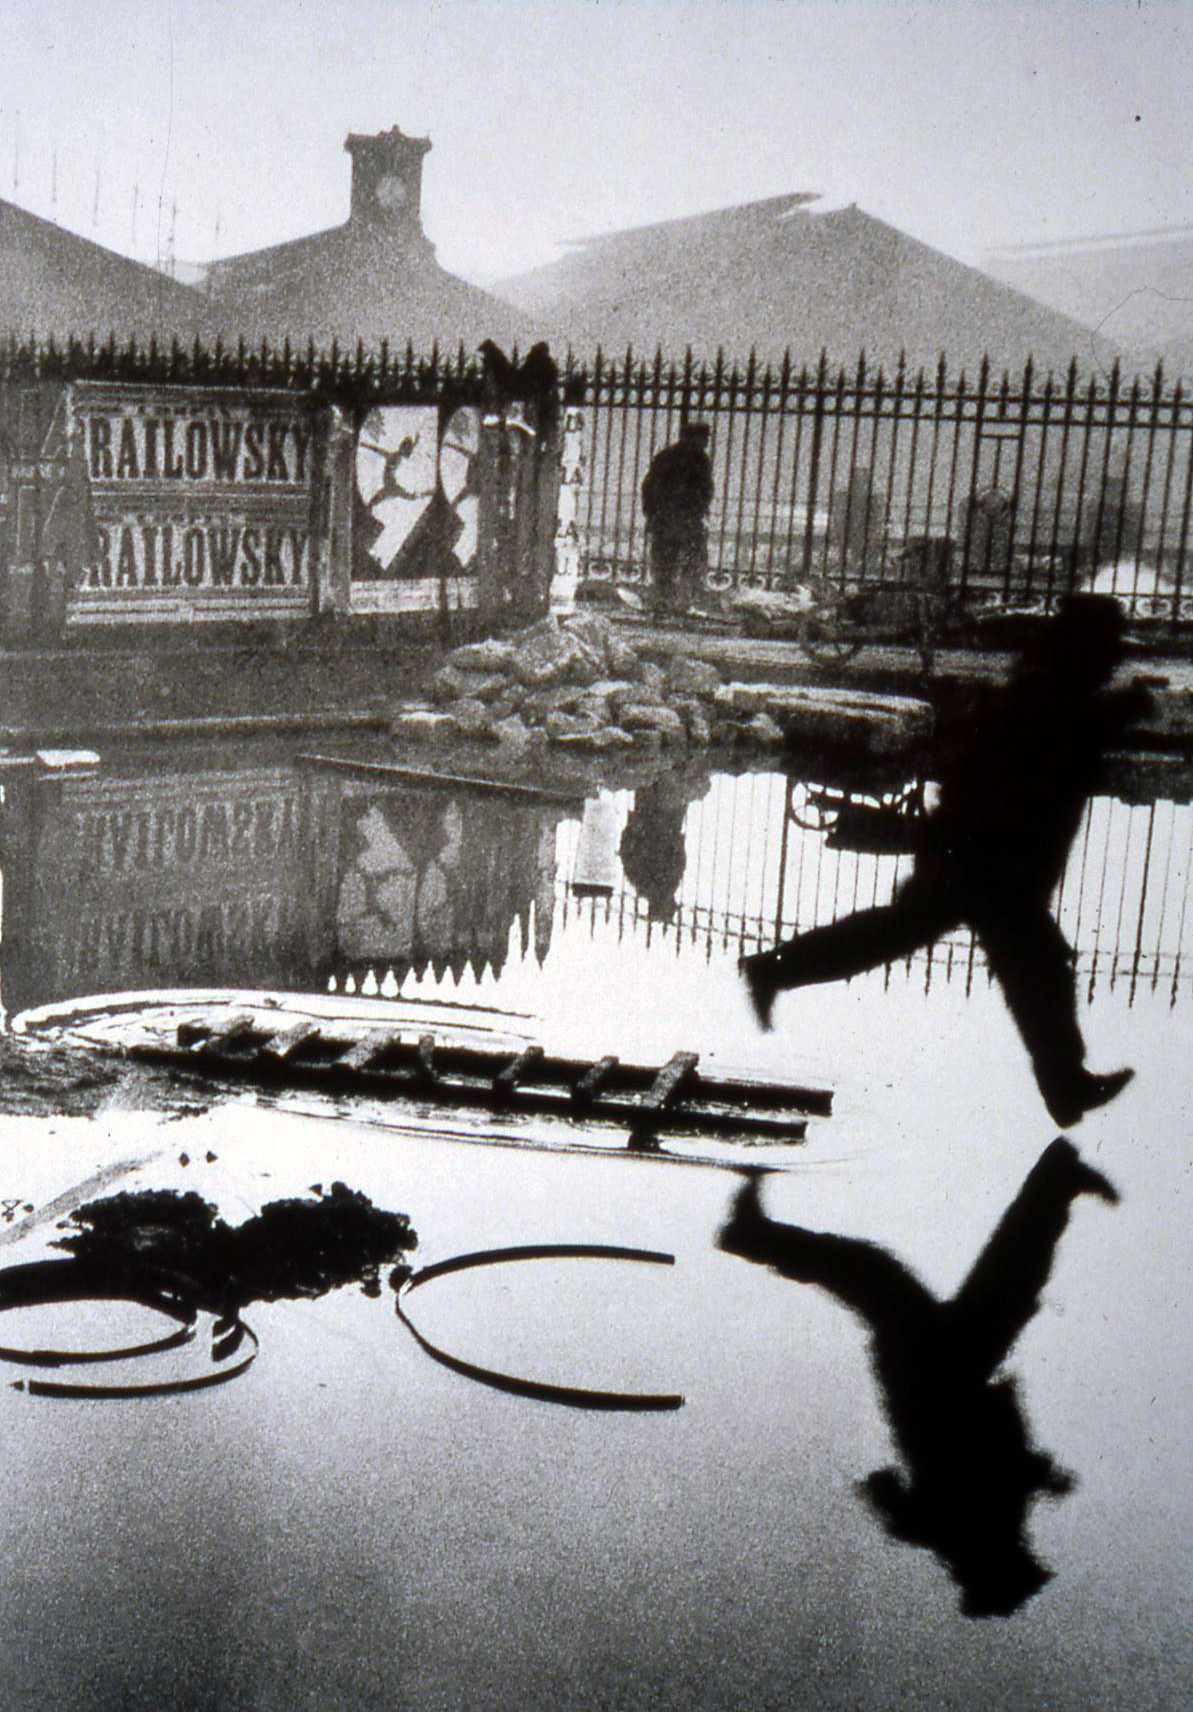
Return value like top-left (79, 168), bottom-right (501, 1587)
top-left (786, 771), bottom-right (927, 854)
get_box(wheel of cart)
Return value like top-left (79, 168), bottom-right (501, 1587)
top-left (786, 781), bottom-right (850, 833)
top-left (796, 583), bottom-right (865, 666)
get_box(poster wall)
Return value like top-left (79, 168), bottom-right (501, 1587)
top-left (68, 380), bottom-right (325, 625)
top-left (350, 402), bottom-right (481, 615)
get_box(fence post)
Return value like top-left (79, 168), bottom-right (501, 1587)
top-left (1172, 381), bottom-right (1193, 624)
top-left (800, 351), bottom-right (829, 583)
top-left (958, 354), bottom-right (990, 600)
top-left (1001, 357), bottom-right (1032, 603)
top-left (550, 397), bottom-right (586, 615)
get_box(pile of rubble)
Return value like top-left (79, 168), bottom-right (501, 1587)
top-left (390, 612), bottom-right (785, 755)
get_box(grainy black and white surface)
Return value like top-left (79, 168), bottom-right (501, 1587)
top-left (1, 5), bottom-right (1191, 1708)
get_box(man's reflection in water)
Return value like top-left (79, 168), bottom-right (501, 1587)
top-left (718, 1143), bottom-right (1118, 1617)
top-left (742, 595), bottom-right (1150, 1127)
top-left (620, 769), bottom-right (711, 923)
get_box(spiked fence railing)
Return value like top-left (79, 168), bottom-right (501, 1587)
top-left (4, 334), bottom-right (1193, 627)
top-left (563, 345), bottom-right (1193, 626)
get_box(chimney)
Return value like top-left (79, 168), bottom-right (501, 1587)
top-left (344, 126), bottom-right (433, 244)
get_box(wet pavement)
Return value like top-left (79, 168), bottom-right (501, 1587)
top-left (0, 716), bottom-right (1189, 1708)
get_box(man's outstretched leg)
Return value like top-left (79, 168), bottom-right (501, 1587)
top-left (741, 885), bottom-right (957, 1031)
top-left (947, 1137), bottom-right (1118, 1378)
top-left (977, 900), bottom-right (1133, 1127)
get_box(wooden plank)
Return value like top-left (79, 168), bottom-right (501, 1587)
top-left (129, 1036), bottom-right (812, 1143)
top-left (492, 1045), bottom-right (545, 1098)
top-left (171, 1028), bottom-right (828, 1115)
top-left (260, 1018), bottom-right (322, 1062)
top-left (297, 753), bottom-right (584, 807)
top-left (339, 1028), bottom-right (404, 1072)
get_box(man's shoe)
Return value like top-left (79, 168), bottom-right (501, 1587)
top-left (1044, 1066), bottom-right (1133, 1129)
top-left (740, 954), bottom-right (777, 1032)
top-left (1040, 1137), bottom-right (1120, 1204)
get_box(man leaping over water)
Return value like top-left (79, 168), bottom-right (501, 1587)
top-left (740, 595), bottom-right (1149, 1128)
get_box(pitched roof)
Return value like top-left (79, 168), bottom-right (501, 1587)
top-left (496, 194), bottom-right (1120, 377)
top-left (984, 226), bottom-right (1193, 379)
top-left (202, 219), bottom-right (531, 352)
top-left (0, 197), bottom-right (209, 342)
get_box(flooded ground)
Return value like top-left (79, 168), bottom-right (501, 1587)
top-left (0, 741), bottom-right (1189, 1708)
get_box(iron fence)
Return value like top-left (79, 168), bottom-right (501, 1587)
top-left (0, 330), bottom-right (486, 404)
top-left (565, 348), bottom-right (1193, 628)
top-left (6, 334), bottom-right (1193, 630)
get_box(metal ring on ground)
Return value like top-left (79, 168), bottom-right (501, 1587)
top-left (0, 1259), bottom-right (258, 1399)
top-left (396, 1243), bottom-right (684, 1412)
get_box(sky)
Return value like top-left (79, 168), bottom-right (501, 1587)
top-left (1, 0), bottom-right (1191, 285)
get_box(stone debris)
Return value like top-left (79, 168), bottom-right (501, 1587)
top-left (389, 612), bottom-right (934, 756)
top-left (743, 712), bottom-right (787, 748)
top-left (713, 682), bottom-right (934, 754)
top-left (388, 709), bottom-right (456, 745)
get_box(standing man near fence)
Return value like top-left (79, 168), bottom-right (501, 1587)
top-left (641, 421), bottom-right (714, 613)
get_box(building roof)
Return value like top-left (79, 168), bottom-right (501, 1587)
top-left (495, 193), bottom-right (1121, 377)
top-left (203, 220), bottom-right (530, 352)
top-left (984, 226), bottom-right (1193, 380)
top-left (0, 197), bottom-right (209, 343)
top-left (202, 126), bottom-right (532, 354)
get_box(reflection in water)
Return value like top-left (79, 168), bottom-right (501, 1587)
top-left (741, 597), bottom-right (1150, 1125)
top-left (0, 1184), bottom-right (416, 1398)
top-left (1, 685), bottom-right (1189, 1033)
top-left (335, 786), bottom-right (559, 980)
top-left (718, 1142), bottom-right (1119, 1618)
top-left (0, 764), bottom-right (565, 1016)
top-left (618, 770), bottom-right (711, 922)
top-left (53, 1182), bottom-right (417, 1309)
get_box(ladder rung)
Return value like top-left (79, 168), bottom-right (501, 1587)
top-left (640, 1051), bottom-right (700, 1111)
top-left (190, 1013), bottom-right (257, 1054)
top-left (339, 1028), bottom-right (404, 1072)
top-left (260, 1018), bottom-right (322, 1062)
top-left (415, 1034), bottom-right (437, 1083)
top-left (492, 1045), bottom-right (545, 1098)
top-left (573, 1055), bottom-right (619, 1105)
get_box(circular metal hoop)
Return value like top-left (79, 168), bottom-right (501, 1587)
top-left (396, 1243), bottom-right (684, 1412)
top-left (0, 1260), bottom-right (258, 1399)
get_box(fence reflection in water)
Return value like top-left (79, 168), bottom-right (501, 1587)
top-left (1, 759), bottom-right (1189, 1019)
top-left (556, 773), bottom-right (1193, 1008)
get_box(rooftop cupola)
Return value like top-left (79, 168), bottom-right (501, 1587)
top-left (345, 126), bottom-right (433, 243)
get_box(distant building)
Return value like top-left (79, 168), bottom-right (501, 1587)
top-left (0, 197), bottom-right (208, 343)
top-left (202, 126), bottom-right (529, 353)
top-left (495, 193), bottom-right (1120, 376)
top-left (984, 226), bottom-right (1193, 381)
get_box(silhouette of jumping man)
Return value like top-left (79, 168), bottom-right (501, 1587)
top-left (641, 422), bottom-right (714, 613)
top-left (741, 594), bottom-right (1149, 1127)
top-left (717, 1142), bottom-right (1118, 1617)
